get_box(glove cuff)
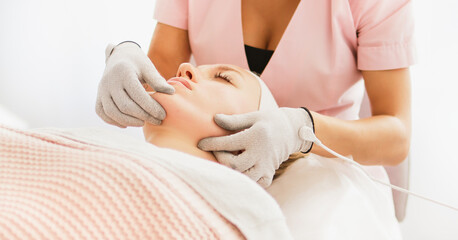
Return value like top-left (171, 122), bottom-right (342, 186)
top-left (105, 41), bottom-right (142, 62)
top-left (299, 107), bottom-right (315, 154)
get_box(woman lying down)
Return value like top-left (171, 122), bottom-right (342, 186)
top-left (0, 63), bottom-right (402, 239)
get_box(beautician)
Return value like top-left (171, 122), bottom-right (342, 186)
top-left (96, 0), bottom-right (415, 187)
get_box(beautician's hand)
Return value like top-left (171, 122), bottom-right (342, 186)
top-left (198, 107), bottom-right (314, 188)
top-left (96, 41), bottom-right (175, 128)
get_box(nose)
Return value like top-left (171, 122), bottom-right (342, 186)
top-left (176, 63), bottom-right (198, 83)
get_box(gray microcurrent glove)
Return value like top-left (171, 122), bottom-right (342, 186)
top-left (198, 107), bottom-right (314, 188)
top-left (96, 42), bottom-right (175, 128)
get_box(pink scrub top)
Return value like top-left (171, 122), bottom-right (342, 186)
top-left (154, 0), bottom-right (416, 120)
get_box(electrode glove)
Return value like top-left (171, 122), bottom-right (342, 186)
top-left (96, 42), bottom-right (175, 128)
top-left (198, 107), bottom-right (314, 188)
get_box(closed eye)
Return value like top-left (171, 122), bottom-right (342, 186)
top-left (214, 72), bottom-right (233, 84)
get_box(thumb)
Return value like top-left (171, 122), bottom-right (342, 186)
top-left (142, 62), bottom-right (175, 94)
top-left (214, 112), bottom-right (259, 131)
top-left (257, 176), bottom-right (273, 188)
top-left (104, 43), bottom-right (116, 63)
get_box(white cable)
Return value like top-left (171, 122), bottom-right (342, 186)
top-left (300, 126), bottom-right (458, 212)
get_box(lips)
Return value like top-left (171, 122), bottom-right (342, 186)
top-left (167, 77), bottom-right (192, 90)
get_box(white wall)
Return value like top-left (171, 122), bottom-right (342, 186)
top-left (1, 0), bottom-right (457, 239)
top-left (0, 0), bottom-right (157, 136)
top-left (400, 1), bottom-right (458, 239)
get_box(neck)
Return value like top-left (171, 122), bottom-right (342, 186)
top-left (144, 126), bottom-right (217, 162)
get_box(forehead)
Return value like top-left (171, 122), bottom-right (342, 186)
top-left (198, 63), bottom-right (261, 110)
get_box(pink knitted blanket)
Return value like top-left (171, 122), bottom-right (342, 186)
top-left (0, 126), bottom-right (244, 239)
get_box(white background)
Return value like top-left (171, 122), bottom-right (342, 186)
top-left (1, 0), bottom-right (457, 239)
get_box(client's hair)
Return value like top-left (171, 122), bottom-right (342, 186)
top-left (273, 152), bottom-right (309, 179)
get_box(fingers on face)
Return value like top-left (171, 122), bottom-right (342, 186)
top-left (214, 112), bottom-right (259, 131)
top-left (101, 93), bottom-right (144, 127)
top-left (111, 90), bottom-right (154, 121)
top-left (257, 176), bottom-right (273, 188)
top-left (198, 129), bottom-right (251, 152)
top-left (96, 100), bottom-right (127, 128)
top-left (123, 76), bottom-right (166, 122)
top-left (243, 165), bottom-right (275, 188)
top-left (141, 64), bottom-right (175, 94)
top-left (214, 150), bottom-right (275, 188)
top-left (213, 150), bottom-right (257, 172)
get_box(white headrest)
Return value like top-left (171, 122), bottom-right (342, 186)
top-left (248, 72), bottom-right (279, 110)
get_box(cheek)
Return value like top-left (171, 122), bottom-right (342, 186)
top-left (151, 92), bottom-right (229, 137)
top-left (147, 81), bottom-right (258, 139)
top-left (203, 91), bottom-right (240, 114)
top-left (152, 92), bottom-right (202, 123)
top-left (233, 89), bottom-right (259, 113)
top-left (195, 84), bottom-right (257, 116)
top-left (204, 89), bottom-right (258, 115)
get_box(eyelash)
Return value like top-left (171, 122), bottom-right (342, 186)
top-left (215, 72), bottom-right (232, 83)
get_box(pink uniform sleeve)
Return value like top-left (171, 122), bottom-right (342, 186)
top-left (154, 0), bottom-right (188, 30)
top-left (351, 0), bottom-right (416, 70)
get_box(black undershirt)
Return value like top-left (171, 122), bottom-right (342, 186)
top-left (244, 44), bottom-right (274, 75)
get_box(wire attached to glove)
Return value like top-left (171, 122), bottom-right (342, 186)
top-left (298, 126), bottom-right (458, 212)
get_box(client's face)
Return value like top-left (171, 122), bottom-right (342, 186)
top-left (143, 63), bottom-right (260, 139)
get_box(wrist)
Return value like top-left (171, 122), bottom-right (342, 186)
top-left (299, 107), bottom-right (315, 153)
